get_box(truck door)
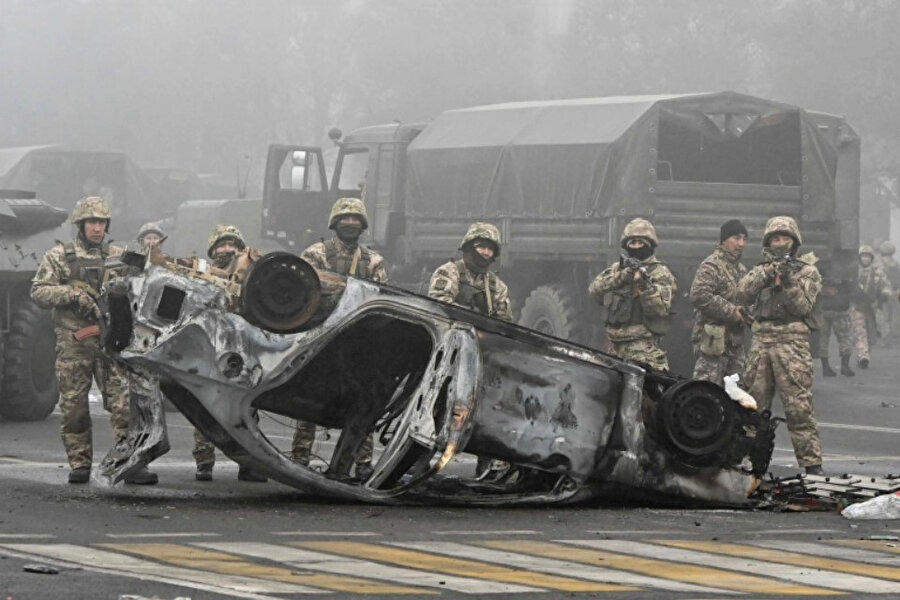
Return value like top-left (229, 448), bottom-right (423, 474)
top-left (262, 145), bottom-right (331, 250)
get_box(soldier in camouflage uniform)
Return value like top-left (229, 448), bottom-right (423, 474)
top-left (850, 245), bottom-right (893, 368)
top-left (30, 197), bottom-right (157, 484)
top-left (428, 222), bottom-right (512, 321)
top-left (816, 260), bottom-right (855, 377)
top-left (876, 241), bottom-right (900, 343)
top-left (689, 219), bottom-right (750, 385)
top-left (194, 225), bottom-right (268, 482)
top-left (429, 222), bottom-right (512, 478)
top-left (137, 222), bottom-right (165, 249)
top-left (291, 199), bottom-right (387, 479)
top-left (589, 218), bottom-right (676, 371)
top-left (736, 216), bottom-right (824, 475)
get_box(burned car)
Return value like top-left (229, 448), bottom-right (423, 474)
top-left (100, 248), bottom-right (777, 506)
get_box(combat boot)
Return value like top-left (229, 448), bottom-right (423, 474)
top-left (68, 466), bottom-right (91, 484)
top-left (859, 357), bottom-right (869, 369)
top-left (195, 464), bottom-right (213, 481)
top-left (355, 462), bottom-right (374, 481)
top-left (840, 354), bottom-right (855, 377)
top-left (805, 465), bottom-right (825, 476)
top-left (124, 466), bottom-right (159, 485)
top-left (820, 357), bottom-right (836, 377)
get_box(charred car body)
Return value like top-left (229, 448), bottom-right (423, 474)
top-left (101, 248), bottom-right (777, 506)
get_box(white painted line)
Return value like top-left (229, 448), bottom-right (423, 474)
top-left (432, 530), bottom-right (540, 536)
top-left (0, 544), bottom-right (318, 597)
top-left (105, 532), bottom-right (221, 539)
top-left (744, 529), bottom-right (841, 535)
top-left (754, 540), bottom-right (900, 566)
top-left (564, 539), bottom-right (900, 594)
top-left (0, 533), bottom-right (55, 539)
top-left (271, 531), bottom-right (378, 537)
top-left (585, 530), bottom-right (697, 535)
top-left (393, 541), bottom-right (728, 594)
top-left (200, 541), bottom-right (538, 594)
top-left (818, 422), bottom-right (900, 434)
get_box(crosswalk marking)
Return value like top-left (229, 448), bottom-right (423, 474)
top-left (200, 541), bottom-right (539, 593)
top-left (295, 540), bottom-right (633, 592)
top-left (833, 539), bottom-right (900, 556)
top-left (753, 540), bottom-right (900, 566)
top-left (495, 539), bottom-right (838, 595)
top-left (396, 540), bottom-right (727, 594)
top-left (102, 542), bottom-right (430, 595)
top-left (656, 539), bottom-right (900, 584)
top-left (0, 543), bottom-right (305, 598)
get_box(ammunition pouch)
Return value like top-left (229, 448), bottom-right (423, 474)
top-left (456, 280), bottom-right (490, 315)
top-left (699, 323), bottom-right (726, 357)
top-left (73, 324), bottom-right (101, 342)
top-left (754, 285), bottom-right (788, 321)
top-left (602, 287), bottom-right (671, 335)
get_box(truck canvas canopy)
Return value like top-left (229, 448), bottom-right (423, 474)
top-left (405, 91), bottom-right (845, 221)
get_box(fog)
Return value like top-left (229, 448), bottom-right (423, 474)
top-left (2, 0), bottom-right (898, 226)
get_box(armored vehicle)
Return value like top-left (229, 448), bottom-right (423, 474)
top-left (0, 190), bottom-right (65, 420)
top-left (262, 92), bottom-right (860, 375)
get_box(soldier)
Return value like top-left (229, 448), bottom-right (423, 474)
top-left (428, 222), bottom-right (511, 478)
top-left (850, 245), bottom-right (892, 368)
top-left (736, 216), bottom-right (824, 475)
top-left (290, 198), bottom-right (386, 479)
top-left (428, 222), bottom-right (512, 321)
top-left (876, 241), bottom-right (900, 342)
top-left (30, 197), bottom-right (157, 484)
top-left (588, 218), bottom-right (676, 371)
top-left (197, 225), bottom-right (268, 482)
top-left (689, 219), bottom-right (750, 385)
top-left (137, 222), bottom-right (165, 249)
top-left (817, 260), bottom-right (855, 377)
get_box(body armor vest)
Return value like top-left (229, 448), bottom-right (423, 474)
top-left (63, 241), bottom-right (110, 292)
top-left (820, 280), bottom-right (851, 312)
top-left (601, 262), bottom-right (670, 335)
top-left (454, 259), bottom-right (493, 316)
top-left (325, 240), bottom-right (371, 278)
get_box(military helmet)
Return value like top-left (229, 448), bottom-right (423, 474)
top-left (206, 224), bottom-right (246, 258)
top-left (620, 218), bottom-right (658, 248)
top-left (71, 196), bottom-right (111, 224)
top-left (459, 222), bottom-right (502, 257)
top-left (859, 244), bottom-right (875, 258)
top-left (328, 197), bottom-right (368, 230)
top-left (137, 221), bottom-right (165, 241)
top-left (879, 240), bottom-right (896, 256)
top-left (762, 216), bottom-right (802, 247)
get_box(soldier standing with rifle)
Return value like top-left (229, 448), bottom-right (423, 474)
top-left (736, 216), bottom-right (824, 475)
top-left (290, 198), bottom-right (387, 479)
top-left (850, 245), bottom-right (892, 369)
top-left (689, 219), bottom-right (750, 385)
top-left (589, 218), bottom-right (676, 371)
top-left (31, 197), bottom-right (157, 485)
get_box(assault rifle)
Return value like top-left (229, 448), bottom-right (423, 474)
top-left (619, 253), bottom-right (655, 284)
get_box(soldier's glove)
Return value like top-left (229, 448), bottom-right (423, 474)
top-left (73, 290), bottom-right (99, 318)
top-left (616, 267), bottom-right (634, 285)
top-left (763, 263), bottom-right (779, 281)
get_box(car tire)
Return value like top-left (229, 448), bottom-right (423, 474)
top-left (0, 301), bottom-right (59, 421)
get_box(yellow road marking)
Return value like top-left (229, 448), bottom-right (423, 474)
top-left (658, 539), bottom-right (900, 582)
top-left (295, 541), bottom-right (633, 592)
top-left (481, 540), bottom-right (837, 595)
top-left (101, 543), bottom-right (431, 595)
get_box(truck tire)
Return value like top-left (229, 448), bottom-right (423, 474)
top-left (518, 284), bottom-right (587, 342)
top-left (0, 302), bottom-right (59, 421)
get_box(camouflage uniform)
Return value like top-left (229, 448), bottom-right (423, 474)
top-left (690, 245), bottom-right (748, 385)
top-left (589, 218), bottom-right (676, 371)
top-left (850, 245), bottom-right (892, 364)
top-left (292, 199), bottom-right (386, 470)
top-left (30, 197), bottom-right (130, 471)
top-left (816, 262), bottom-right (855, 373)
top-left (736, 216), bottom-right (823, 470)
top-left (427, 223), bottom-right (512, 322)
top-left (876, 241), bottom-right (900, 342)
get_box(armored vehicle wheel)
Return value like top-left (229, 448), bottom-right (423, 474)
top-left (0, 302), bottom-right (59, 421)
top-left (519, 284), bottom-right (586, 342)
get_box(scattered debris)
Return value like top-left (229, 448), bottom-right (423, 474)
top-left (23, 564), bottom-right (58, 574)
top-left (755, 474), bottom-right (900, 512)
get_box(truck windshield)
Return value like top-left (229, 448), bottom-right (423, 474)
top-left (336, 148), bottom-right (369, 196)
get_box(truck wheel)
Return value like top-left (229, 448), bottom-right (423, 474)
top-left (0, 302), bottom-right (59, 421)
top-left (519, 284), bottom-right (586, 342)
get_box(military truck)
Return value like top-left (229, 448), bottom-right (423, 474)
top-left (0, 190), bottom-right (66, 420)
top-left (262, 92), bottom-right (860, 375)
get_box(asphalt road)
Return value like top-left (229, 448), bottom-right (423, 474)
top-left (1, 343), bottom-right (899, 599)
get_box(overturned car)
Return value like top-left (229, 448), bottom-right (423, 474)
top-left (100, 248), bottom-right (777, 506)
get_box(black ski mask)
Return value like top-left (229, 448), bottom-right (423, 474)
top-left (462, 246), bottom-right (493, 273)
top-left (626, 244), bottom-right (654, 262)
top-left (335, 223), bottom-right (363, 246)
